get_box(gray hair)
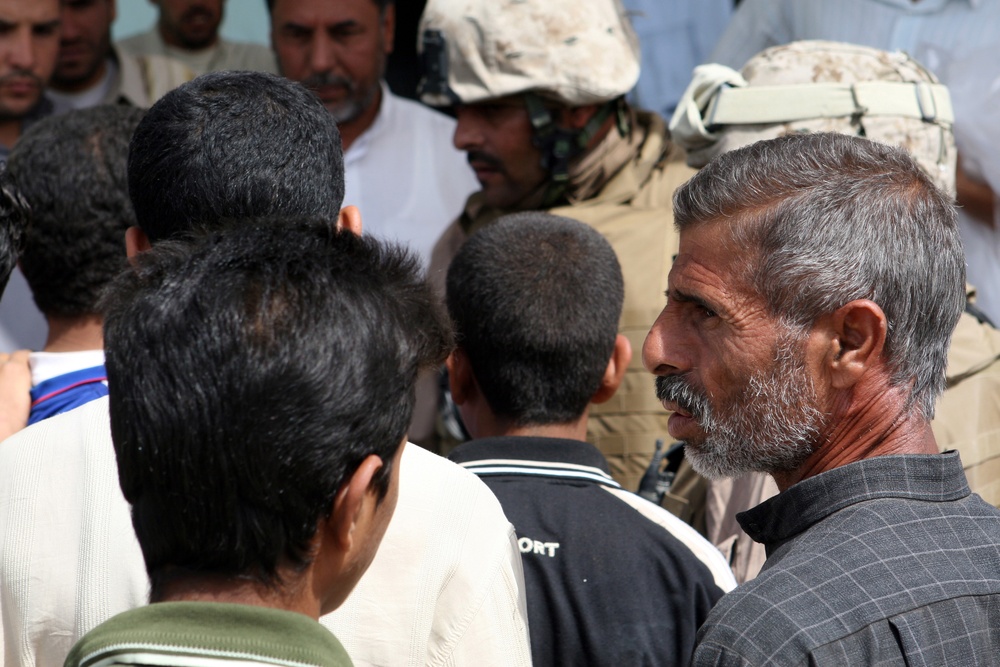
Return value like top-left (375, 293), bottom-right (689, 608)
top-left (674, 132), bottom-right (964, 419)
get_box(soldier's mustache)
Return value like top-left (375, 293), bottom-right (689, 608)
top-left (466, 151), bottom-right (504, 172)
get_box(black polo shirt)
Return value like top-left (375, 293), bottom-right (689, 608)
top-left (450, 436), bottom-right (733, 667)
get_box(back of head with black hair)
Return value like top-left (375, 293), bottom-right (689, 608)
top-left (127, 71), bottom-right (345, 242)
top-left (102, 222), bottom-right (452, 597)
top-left (9, 106), bottom-right (144, 318)
top-left (446, 212), bottom-right (624, 426)
top-left (0, 167), bottom-right (29, 296)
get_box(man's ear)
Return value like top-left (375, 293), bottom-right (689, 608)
top-left (446, 348), bottom-right (476, 406)
top-left (124, 226), bottom-right (151, 260)
top-left (592, 334), bottom-right (632, 404)
top-left (381, 3), bottom-right (396, 55)
top-left (328, 454), bottom-right (385, 552)
top-left (824, 299), bottom-right (887, 390)
top-left (337, 205), bottom-right (363, 236)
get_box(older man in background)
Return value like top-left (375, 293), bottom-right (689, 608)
top-left (47, 0), bottom-right (191, 114)
top-left (266, 0), bottom-right (476, 269)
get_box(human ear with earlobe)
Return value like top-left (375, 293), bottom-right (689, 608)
top-left (823, 299), bottom-right (888, 390)
top-left (591, 334), bottom-right (631, 404)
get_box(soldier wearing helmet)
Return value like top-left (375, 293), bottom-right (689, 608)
top-left (667, 40), bottom-right (1000, 583)
top-left (420, 0), bottom-right (696, 494)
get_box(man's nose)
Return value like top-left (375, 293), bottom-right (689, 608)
top-left (452, 107), bottom-right (483, 151)
top-left (308, 34), bottom-right (337, 74)
top-left (8, 28), bottom-right (36, 71)
top-left (642, 308), bottom-right (688, 377)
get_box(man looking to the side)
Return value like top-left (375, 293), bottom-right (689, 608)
top-left (643, 132), bottom-right (1000, 665)
top-left (118, 0), bottom-right (276, 76)
top-left (663, 40), bottom-right (1000, 582)
top-left (446, 212), bottom-right (735, 666)
top-left (420, 0), bottom-right (697, 481)
top-left (266, 0), bottom-right (475, 269)
top-left (64, 222), bottom-right (450, 667)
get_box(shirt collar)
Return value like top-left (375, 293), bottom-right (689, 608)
top-left (738, 451), bottom-right (970, 551)
top-left (449, 435), bottom-right (619, 486)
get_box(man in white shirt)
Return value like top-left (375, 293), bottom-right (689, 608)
top-left (118, 0), bottom-right (276, 76)
top-left (267, 0), bottom-right (477, 267)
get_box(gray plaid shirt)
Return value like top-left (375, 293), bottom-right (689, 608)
top-left (693, 451), bottom-right (1000, 666)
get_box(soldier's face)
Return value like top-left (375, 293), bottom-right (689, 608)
top-left (453, 97), bottom-right (550, 210)
top-left (0, 0), bottom-right (60, 122)
top-left (642, 222), bottom-right (829, 479)
top-left (52, 0), bottom-right (114, 93)
top-left (271, 0), bottom-right (393, 126)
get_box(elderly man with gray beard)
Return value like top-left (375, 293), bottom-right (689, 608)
top-left (643, 132), bottom-right (1000, 666)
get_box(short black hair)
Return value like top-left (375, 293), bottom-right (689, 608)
top-left (446, 212), bottom-right (624, 426)
top-left (0, 167), bottom-right (29, 296)
top-left (9, 106), bottom-right (143, 318)
top-left (128, 71), bottom-right (345, 243)
top-left (104, 221), bottom-right (452, 598)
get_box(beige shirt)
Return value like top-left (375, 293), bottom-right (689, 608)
top-left (117, 29), bottom-right (277, 77)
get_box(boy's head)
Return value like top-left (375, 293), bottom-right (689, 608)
top-left (103, 222), bottom-right (451, 612)
top-left (446, 212), bottom-right (626, 432)
top-left (127, 71), bottom-right (348, 244)
top-left (9, 106), bottom-right (144, 321)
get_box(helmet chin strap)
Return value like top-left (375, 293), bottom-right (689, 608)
top-left (524, 94), bottom-right (629, 206)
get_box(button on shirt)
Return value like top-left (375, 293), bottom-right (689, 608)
top-left (693, 451), bottom-right (1000, 666)
top-left (344, 84), bottom-right (478, 268)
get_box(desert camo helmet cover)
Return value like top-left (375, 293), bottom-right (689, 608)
top-left (670, 40), bottom-right (956, 196)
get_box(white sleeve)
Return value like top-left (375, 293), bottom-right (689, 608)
top-left (0, 398), bottom-right (148, 667)
top-left (322, 443), bottom-right (531, 667)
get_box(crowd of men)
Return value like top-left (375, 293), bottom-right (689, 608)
top-left (1, 0), bottom-right (999, 666)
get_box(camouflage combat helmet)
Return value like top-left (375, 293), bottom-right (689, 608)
top-left (417, 0), bottom-right (642, 197)
top-left (670, 40), bottom-right (956, 196)
top-left (417, 0), bottom-right (640, 107)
